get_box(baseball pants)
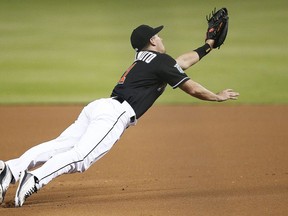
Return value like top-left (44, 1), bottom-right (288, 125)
top-left (6, 98), bottom-right (136, 188)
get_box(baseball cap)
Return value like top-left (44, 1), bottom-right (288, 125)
top-left (130, 24), bottom-right (164, 51)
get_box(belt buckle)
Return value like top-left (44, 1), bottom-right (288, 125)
top-left (130, 116), bottom-right (136, 123)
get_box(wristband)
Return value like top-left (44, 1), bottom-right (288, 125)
top-left (194, 43), bottom-right (212, 59)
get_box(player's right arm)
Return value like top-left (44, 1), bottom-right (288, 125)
top-left (179, 79), bottom-right (239, 102)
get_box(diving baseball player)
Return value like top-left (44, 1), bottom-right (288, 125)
top-left (0, 8), bottom-right (238, 207)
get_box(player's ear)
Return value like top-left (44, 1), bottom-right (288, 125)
top-left (149, 36), bottom-right (157, 46)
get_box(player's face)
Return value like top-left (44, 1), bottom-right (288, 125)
top-left (153, 34), bottom-right (166, 53)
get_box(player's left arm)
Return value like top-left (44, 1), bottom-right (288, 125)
top-left (176, 39), bottom-right (214, 70)
top-left (179, 78), bottom-right (239, 102)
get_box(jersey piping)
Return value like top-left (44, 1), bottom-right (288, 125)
top-left (172, 77), bottom-right (190, 89)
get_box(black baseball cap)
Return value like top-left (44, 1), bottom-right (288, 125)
top-left (130, 24), bottom-right (164, 51)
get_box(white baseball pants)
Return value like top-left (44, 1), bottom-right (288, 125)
top-left (6, 98), bottom-right (136, 188)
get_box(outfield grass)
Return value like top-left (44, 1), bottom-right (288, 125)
top-left (0, 0), bottom-right (287, 104)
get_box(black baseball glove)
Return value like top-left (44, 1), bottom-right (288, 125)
top-left (206, 7), bottom-right (229, 49)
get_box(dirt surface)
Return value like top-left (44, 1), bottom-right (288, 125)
top-left (0, 105), bottom-right (287, 216)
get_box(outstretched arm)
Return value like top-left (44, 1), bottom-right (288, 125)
top-left (176, 40), bottom-right (214, 70)
top-left (179, 79), bottom-right (239, 102)
top-left (177, 7), bottom-right (229, 71)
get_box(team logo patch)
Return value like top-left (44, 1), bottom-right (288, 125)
top-left (174, 63), bottom-right (184, 74)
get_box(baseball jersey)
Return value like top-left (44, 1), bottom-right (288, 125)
top-left (111, 51), bottom-right (190, 118)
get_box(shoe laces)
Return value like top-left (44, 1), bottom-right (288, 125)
top-left (24, 185), bottom-right (37, 198)
top-left (24, 177), bottom-right (38, 199)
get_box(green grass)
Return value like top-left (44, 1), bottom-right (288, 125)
top-left (0, 0), bottom-right (287, 104)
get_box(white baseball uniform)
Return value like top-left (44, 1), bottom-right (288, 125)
top-left (7, 98), bottom-right (136, 188)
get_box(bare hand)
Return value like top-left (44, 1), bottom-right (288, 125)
top-left (216, 89), bottom-right (239, 102)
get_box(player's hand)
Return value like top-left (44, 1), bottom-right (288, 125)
top-left (216, 89), bottom-right (239, 102)
top-left (205, 39), bottom-right (215, 49)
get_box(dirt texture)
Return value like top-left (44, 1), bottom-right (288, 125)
top-left (0, 105), bottom-right (287, 216)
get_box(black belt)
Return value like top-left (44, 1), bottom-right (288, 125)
top-left (113, 96), bottom-right (125, 104)
top-left (112, 96), bottom-right (136, 124)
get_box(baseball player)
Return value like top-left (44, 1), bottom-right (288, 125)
top-left (0, 12), bottom-right (238, 207)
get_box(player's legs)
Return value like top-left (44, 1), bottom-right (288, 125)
top-left (14, 98), bottom-right (136, 207)
top-left (6, 104), bottom-right (90, 183)
top-left (30, 99), bottom-right (131, 188)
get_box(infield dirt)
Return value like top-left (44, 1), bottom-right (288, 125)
top-left (0, 105), bottom-right (287, 216)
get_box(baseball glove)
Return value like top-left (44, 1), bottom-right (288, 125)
top-left (206, 7), bottom-right (229, 49)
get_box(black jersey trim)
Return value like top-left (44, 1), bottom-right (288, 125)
top-left (172, 77), bottom-right (190, 89)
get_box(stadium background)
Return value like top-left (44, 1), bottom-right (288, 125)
top-left (0, 1), bottom-right (287, 216)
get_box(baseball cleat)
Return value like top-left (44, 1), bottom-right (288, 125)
top-left (15, 171), bottom-right (39, 207)
top-left (0, 160), bottom-right (12, 204)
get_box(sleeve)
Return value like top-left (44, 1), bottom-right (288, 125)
top-left (156, 54), bottom-right (190, 89)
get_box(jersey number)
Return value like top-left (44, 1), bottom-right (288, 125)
top-left (118, 62), bottom-right (136, 84)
